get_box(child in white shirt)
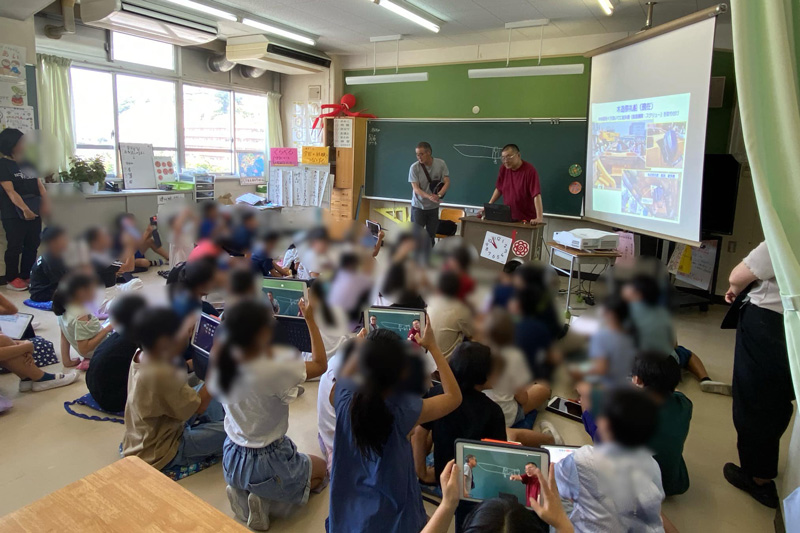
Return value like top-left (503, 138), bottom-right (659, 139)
top-left (211, 297), bottom-right (328, 531)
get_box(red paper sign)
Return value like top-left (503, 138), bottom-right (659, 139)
top-left (270, 147), bottom-right (298, 166)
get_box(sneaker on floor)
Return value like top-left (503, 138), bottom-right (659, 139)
top-left (247, 493), bottom-right (271, 531)
top-left (7, 278), bottom-right (28, 291)
top-left (0, 394), bottom-right (12, 413)
top-left (539, 420), bottom-right (564, 445)
top-left (19, 379), bottom-right (32, 392)
top-left (31, 372), bottom-right (79, 392)
top-left (226, 485), bottom-right (249, 522)
top-left (700, 380), bottom-right (732, 396)
top-left (723, 462), bottom-right (779, 508)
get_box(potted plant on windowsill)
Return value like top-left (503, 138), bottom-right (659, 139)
top-left (59, 155), bottom-right (107, 195)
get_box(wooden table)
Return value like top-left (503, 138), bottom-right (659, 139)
top-left (547, 242), bottom-right (621, 315)
top-left (0, 457), bottom-right (248, 533)
top-left (460, 216), bottom-right (546, 269)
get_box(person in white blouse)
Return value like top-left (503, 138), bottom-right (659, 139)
top-left (722, 241), bottom-right (790, 509)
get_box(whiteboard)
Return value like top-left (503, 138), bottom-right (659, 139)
top-left (119, 143), bottom-right (157, 189)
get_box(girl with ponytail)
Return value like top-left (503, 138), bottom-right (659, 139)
top-left (328, 316), bottom-right (462, 533)
top-left (210, 296), bottom-right (328, 531)
top-left (54, 272), bottom-right (112, 369)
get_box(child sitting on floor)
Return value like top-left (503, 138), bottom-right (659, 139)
top-left (85, 226), bottom-right (135, 288)
top-left (211, 298), bottom-right (328, 531)
top-left (632, 352), bottom-right (693, 496)
top-left (412, 341), bottom-right (507, 484)
top-left (317, 338), bottom-right (359, 475)
top-left (327, 322), bottom-right (462, 533)
top-left (28, 226), bottom-right (68, 303)
top-left (622, 275), bottom-right (730, 395)
top-left (114, 212), bottom-right (168, 269)
top-left (251, 231), bottom-right (290, 278)
top-left (85, 294), bottom-right (148, 413)
top-left (484, 259), bottom-right (521, 311)
top-left (0, 332), bottom-right (77, 392)
top-left (582, 295), bottom-right (637, 386)
top-left (555, 387), bottom-right (665, 533)
top-left (53, 273), bottom-right (113, 369)
top-left (121, 308), bottom-right (226, 471)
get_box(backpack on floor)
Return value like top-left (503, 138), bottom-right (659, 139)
top-left (436, 219), bottom-right (457, 236)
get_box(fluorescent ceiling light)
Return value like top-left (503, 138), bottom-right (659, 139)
top-left (597, 0), bottom-right (615, 15)
top-left (376, 0), bottom-right (440, 33)
top-left (346, 72), bottom-right (429, 85)
top-left (242, 18), bottom-right (316, 46)
top-left (505, 19), bottom-right (550, 29)
top-left (467, 64), bottom-right (585, 79)
top-left (161, 0), bottom-right (238, 21)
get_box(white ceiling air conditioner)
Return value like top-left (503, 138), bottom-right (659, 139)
top-left (226, 35), bottom-right (331, 76)
top-left (80, 0), bottom-right (218, 46)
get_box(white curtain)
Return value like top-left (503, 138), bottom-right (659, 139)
top-left (35, 54), bottom-right (75, 173)
top-left (266, 91), bottom-right (284, 149)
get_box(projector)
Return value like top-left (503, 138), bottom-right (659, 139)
top-left (553, 229), bottom-right (619, 251)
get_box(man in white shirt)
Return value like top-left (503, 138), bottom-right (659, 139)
top-left (723, 241), bottom-right (790, 509)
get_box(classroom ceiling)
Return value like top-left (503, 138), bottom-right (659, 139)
top-left (0, 0), bottom-right (54, 20)
top-left (212, 0), bottom-right (730, 54)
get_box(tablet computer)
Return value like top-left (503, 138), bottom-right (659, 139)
top-left (192, 313), bottom-right (220, 356)
top-left (274, 315), bottom-right (312, 353)
top-left (364, 306), bottom-right (425, 343)
top-left (542, 444), bottom-right (581, 464)
top-left (546, 396), bottom-right (583, 423)
top-left (455, 439), bottom-right (550, 509)
top-left (0, 313), bottom-right (33, 340)
top-left (261, 278), bottom-right (309, 317)
top-left (366, 220), bottom-right (381, 237)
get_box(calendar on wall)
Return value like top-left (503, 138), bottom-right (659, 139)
top-left (480, 231), bottom-right (512, 264)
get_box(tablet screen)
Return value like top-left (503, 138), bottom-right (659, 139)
top-left (192, 314), bottom-right (219, 355)
top-left (262, 279), bottom-right (307, 317)
top-left (365, 307), bottom-right (425, 342)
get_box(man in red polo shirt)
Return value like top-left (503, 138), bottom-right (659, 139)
top-left (482, 144), bottom-right (543, 223)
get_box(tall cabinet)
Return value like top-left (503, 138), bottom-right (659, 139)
top-left (323, 117), bottom-right (369, 226)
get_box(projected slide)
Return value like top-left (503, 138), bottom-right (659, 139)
top-left (590, 93), bottom-right (690, 223)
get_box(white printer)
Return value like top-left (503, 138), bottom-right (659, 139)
top-left (553, 228), bottom-right (619, 251)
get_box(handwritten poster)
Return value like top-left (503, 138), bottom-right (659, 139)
top-left (334, 118), bottom-right (353, 148)
top-left (301, 146), bottom-right (329, 165)
top-left (616, 231), bottom-right (635, 266)
top-left (119, 142), bottom-right (156, 189)
top-left (0, 105), bottom-right (34, 133)
top-left (157, 193), bottom-right (185, 206)
top-left (667, 240), bottom-right (718, 291)
top-left (270, 147), bottom-right (298, 166)
top-left (267, 165), bottom-right (331, 208)
top-left (0, 80), bottom-right (26, 107)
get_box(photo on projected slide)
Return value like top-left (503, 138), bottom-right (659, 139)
top-left (621, 169), bottom-right (682, 221)
top-left (365, 307), bottom-right (425, 341)
top-left (590, 93), bottom-right (690, 224)
top-left (457, 441), bottom-right (548, 509)
top-left (261, 279), bottom-right (308, 317)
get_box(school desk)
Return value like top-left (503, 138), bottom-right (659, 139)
top-left (0, 456), bottom-right (248, 533)
top-left (547, 242), bottom-right (621, 315)
top-left (460, 216), bottom-right (546, 270)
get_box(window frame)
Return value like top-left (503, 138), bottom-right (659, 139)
top-left (69, 65), bottom-right (270, 179)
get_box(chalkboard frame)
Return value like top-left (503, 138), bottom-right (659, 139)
top-left (364, 117), bottom-right (587, 219)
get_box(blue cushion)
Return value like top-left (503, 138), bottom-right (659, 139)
top-left (23, 299), bottom-right (53, 311)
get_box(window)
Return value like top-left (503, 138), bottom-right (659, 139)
top-left (234, 92), bottom-right (267, 177)
top-left (71, 68), bottom-right (117, 175)
top-left (112, 32), bottom-right (175, 71)
top-left (116, 75), bottom-right (177, 167)
top-left (183, 85), bottom-right (233, 174)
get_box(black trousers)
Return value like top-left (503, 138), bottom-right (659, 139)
top-left (732, 303), bottom-right (794, 479)
top-left (411, 207), bottom-right (438, 261)
top-left (2, 217), bottom-right (42, 281)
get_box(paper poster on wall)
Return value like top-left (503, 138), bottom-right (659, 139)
top-left (480, 231), bottom-right (512, 264)
top-left (281, 169), bottom-right (294, 207)
top-left (156, 193), bottom-right (185, 206)
top-left (616, 231), bottom-right (635, 266)
top-left (268, 167), bottom-right (283, 205)
top-left (334, 118), bottom-right (353, 148)
top-left (0, 81), bottom-right (26, 107)
top-left (0, 44), bottom-right (25, 80)
top-left (270, 147), bottom-right (298, 166)
top-left (0, 105), bottom-right (34, 133)
top-left (119, 142), bottom-right (156, 189)
top-left (301, 146), bottom-right (329, 165)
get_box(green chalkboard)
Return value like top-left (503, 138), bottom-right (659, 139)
top-left (364, 119), bottom-right (587, 217)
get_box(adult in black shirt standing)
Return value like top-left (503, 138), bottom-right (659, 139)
top-left (86, 293), bottom-right (147, 412)
top-left (0, 129), bottom-right (49, 289)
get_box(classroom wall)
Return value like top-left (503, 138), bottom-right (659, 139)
top-left (0, 16), bottom-right (36, 54)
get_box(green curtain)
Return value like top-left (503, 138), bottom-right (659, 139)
top-left (35, 53), bottom-right (74, 173)
top-left (266, 91), bottom-right (284, 149)
top-left (730, 0), bottom-right (800, 503)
